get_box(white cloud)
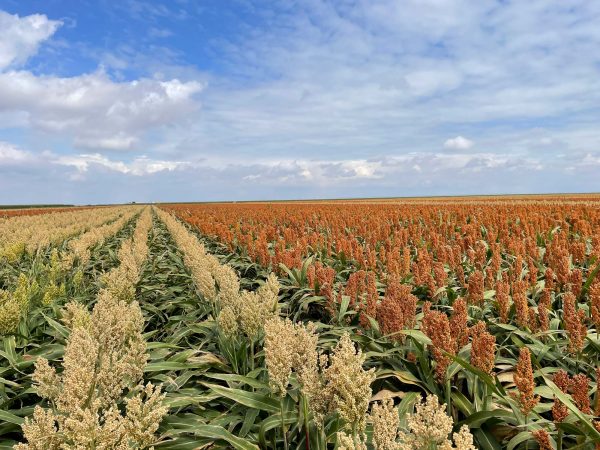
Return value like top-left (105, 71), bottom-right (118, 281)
top-left (74, 134), bottom-right (140, 151)
top-left (0, 141), bottom-right (34, 164)
top-left (0, 70), bottom-right (203, 150)
top-left (0, 9), bottom-right (203, 152)
top-left (443, 136), bottom-right (474, 151)
top-left (54, 153), bottom-right (189, 176)
top-left (3, 140), bottom-right (539, 183)
top-left (0, 11), bottom-right (61, 70)
top-left (0, 142), bottom-right (188, 177)
top-left (2, 140), bottom-right (595, 204)
top-left (404, 69), bottom-right (462, 97)
top-left (175, 0), bottom-right (600, 167)
top-left (2, 2), bottom-right (600, 201)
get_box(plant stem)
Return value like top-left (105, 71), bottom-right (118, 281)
top-left (446, 377), bottom-right (452, 416)
top-left (557, 429), bottom-right (563, 450)
top-left (302, 395), bottom-right (311, 450)
top-left (525, 414), bottom-right (529, 450)
top-left (482, 383), bottom-right (489, 411)
top-left (280, 398), bottom-right (289, 450)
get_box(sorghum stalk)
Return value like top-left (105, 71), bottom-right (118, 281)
top-left (557, 429), bottom-right (563, 450)
top-left (446, 377), bottom-right (452, 417)
top-left (302, 394), bottom-right (311, 450)
top-left (482, 383), bottom-right (490, 411)
top-left (281, 397), bottom-right (289, 450)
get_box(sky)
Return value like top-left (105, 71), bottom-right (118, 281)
top-left (0, 0), bottom-right (599, 204)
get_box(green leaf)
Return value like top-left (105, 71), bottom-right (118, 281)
top-left (399, 329), bottom-right (432, 346)
top-left (377, 370), bottom-right (425, 388)
top-left (144, 361), bottom-right (206, 372)
top-left (451, 391), bottom-right (474, 417)
top-left (543, 375), bottom-right (600, 441)
top-left (154, 436), bottom-right (210, 449)
top-left (194, 424), bottom-right (259, 450)
top-left (204, 373), bottom-right (268, 390)
top-left (203, 383), bottom-right (280, 413)
top-left (239, 408), bottom-right (260, 437)
top-left (473, 428), bottom-right (503, 450)
top-left (458, 409), bottom-right (516, 428)
top-left (0, 410), bottom-right (24, 425)
top-left (258, 412), bottom-right (298, 447)
top-left (507, 431), bottom-right (532, 450)
top-left (396, 391), bottom-right (420, 416)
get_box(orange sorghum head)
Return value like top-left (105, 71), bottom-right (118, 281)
top-left (449, 297), bottom-right (469, 350)
top-left (590, 279), bottom-right (600, 331)
top-left (563, 292), bottom-right (587, 354)
top-left (537, 288), bottom-right (552, 333)
top-left (360, 271), bottom-right (378, 328)
top-left (378, 278), bottom-right (417, 341)
top-left (512, 280), bottom-right (529, 329)
top-left (470, 321), bottom-right (496, 375)
top-left (569, 268), bottom-right (583, 298)
top-left (552, 370), bottom-right (570, 423)
top-left (532, 430), bottom-right (552, 450)
top-left (545, 268), bottom-right (555, 291)
top-left (570, 373), bottom-right (591, 414)
top-left (422, 303), bottom-right (456, 381)
top-left (511, 347), bottom-right (539, 416)
top-left (467, 270), bottom-right (484, 306)
top-left (496, 281), bottom-right (510, 324)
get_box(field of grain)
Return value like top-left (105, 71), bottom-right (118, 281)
top-left (1, 198), bottom-right (600, 449)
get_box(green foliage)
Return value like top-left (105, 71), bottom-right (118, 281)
top-left (5, 208), bottom-right (600, 450)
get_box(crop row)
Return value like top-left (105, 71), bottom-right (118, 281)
top-left (162, 199), bottom-right (600, 449)
top-left (3, 199), bottom-right (600, 449)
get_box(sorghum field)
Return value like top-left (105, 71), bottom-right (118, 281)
top-left (2, 197), bottom-right (600, 449)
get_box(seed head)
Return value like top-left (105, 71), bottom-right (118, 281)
top-left (467, 270), bottom-right (484, 306)
top-left (470, 321), bottom-right (496, 375)
top-left (369, 399), bottom-right (399, 450)
top-left (511, 347), bottom-right (539, 416)
top-left (450, 298), bottom-right (469, 350)
top-left (563, 292), bottom-right (587, 354)
top-left (570, 374), bottom-right (591, 414)
top-left (495, 281), bottom-right (510, 324)
top-left (532, 429), bottom-right (552, 450)
top-left (324, 333), bottom-right (376, 432)
top-left (336, 431), bottom-right (368, 450)
top-left (377, 279), bottom-right (417, 341)
top-left (422, 303), bottom-right (455, 381)
top-left (552, 370), bottom-right (570, 422)
top-left (264, 317), bottom-right (318, 396)
top-left (397, 394), bottom-right (454, 448)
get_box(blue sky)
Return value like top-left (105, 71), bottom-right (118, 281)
top-left (0, 0), bottom-right (599, 204)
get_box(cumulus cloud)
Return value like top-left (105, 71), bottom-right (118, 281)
top-left (54, 153), bottom-right (189, 176)
top-left (0, 140), bottom-right (539, 183)
top-left (443, 136), bottom-right (474, 151)
top-left (0, 139), bottom-right (593, 204)
top-left (0, 10), bottom-right (203, 152)
top-left (181, 0), bottom-right (600, 165)
top-left (0, 70), bottom-right (203, 151)
top-left (52, 153), bottom-right (188, 179)
top-left (0, 142), bottom-right (188, 179)
top-left (0, 10), bottom-right (61, 70)
top-left (1, 2), bottom-right (600, 201)
top-left (0, 141), bottom-right (35, 165)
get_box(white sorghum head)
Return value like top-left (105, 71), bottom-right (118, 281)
top-left (324, 333), bottom-right (376, 433)
top-left (370, 399), bottom-right (400, 450)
